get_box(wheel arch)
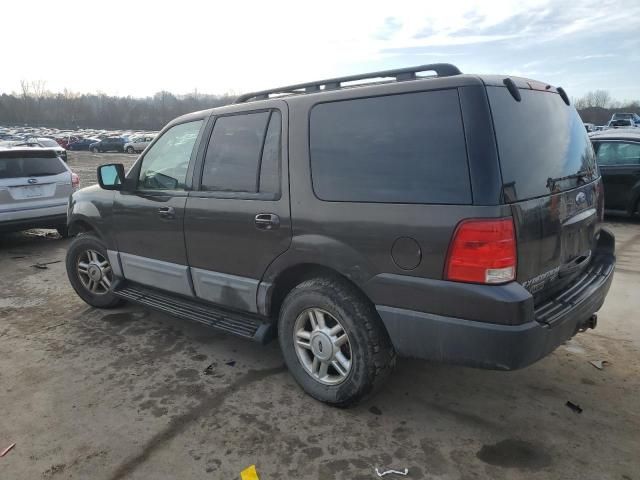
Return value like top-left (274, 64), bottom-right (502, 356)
top-left (260, 262), bottom-right (375, 320)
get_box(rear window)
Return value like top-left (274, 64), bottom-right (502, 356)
top-left (0, 156), bottom-right (66, 179)
top-left (38, 139), bottom-right (59, 147)
top-left (309, 90), bottom-right (472, 204)
top-left (487, 87), bottom-right (597, 202)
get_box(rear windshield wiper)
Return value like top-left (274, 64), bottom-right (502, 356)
top-left (546, 170), bottom-right (592, 190)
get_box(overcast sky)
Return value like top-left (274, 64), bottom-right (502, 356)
top-left (2, 0), bottom-right (639, 100)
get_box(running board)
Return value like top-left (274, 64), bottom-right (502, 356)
top-left (113, 282), bottom-right (275, 344)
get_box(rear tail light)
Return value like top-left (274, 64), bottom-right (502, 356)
top-left (71, 172), bottom-right (80, 190)
top-left (445, 218), bottom-right (517, 284)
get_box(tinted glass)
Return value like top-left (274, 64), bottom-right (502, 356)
top-left (138, 120), bottom-right (202, 190)
top-left (201, 112), bottom-right (270, 192)
top-left (259, 111), bottom-right (281, 195)
top-left (488, 87), bottom-right (597, 202)
top-left (309, 90), bottom-right (471, 204)
top-left (596, 142), bottom-right (640, 166)
top-left (0, 156), bottom-right (66, 178)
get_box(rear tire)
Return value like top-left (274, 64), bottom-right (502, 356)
top-left (66, 234), bottom-right (122, 308)
top-left (278, 276), bottom-right (396, 407)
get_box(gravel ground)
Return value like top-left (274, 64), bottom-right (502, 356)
top-left (1, 153), bottom-right (639, 479)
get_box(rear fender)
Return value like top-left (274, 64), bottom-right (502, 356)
top-left (258, 234), bottom-right (376, 316)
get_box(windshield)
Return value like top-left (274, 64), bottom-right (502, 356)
top-left (38, 139), bottom-right (60, 147)
top-left (488, 87), bottom-right (598, 202)
top-left (0, 156), bottom-right (66, 178)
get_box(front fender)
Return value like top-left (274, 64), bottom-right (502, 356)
top-left (68, 186), bottom-right (116, 248)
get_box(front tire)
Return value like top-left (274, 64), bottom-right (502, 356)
top-left (278, 277), bottom-right (396, 407)
top-left (91, 147), bottom-right (98, 153)
top-left (66, 234), bottom-right (122, 308)
top-left (126, 146), bottom-right (135, 154)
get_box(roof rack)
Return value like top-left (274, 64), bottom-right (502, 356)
top-left (234, 63), bottom-right (462, 103)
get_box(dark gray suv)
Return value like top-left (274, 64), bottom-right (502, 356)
top-left (65, 64), bottom-right (615, 406)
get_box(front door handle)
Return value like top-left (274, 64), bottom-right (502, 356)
top-left (255, 213), bottom-right (280, 230)
top-left (158, 206), bottom-right (175, 219)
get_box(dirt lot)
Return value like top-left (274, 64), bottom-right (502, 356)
top-left (1, 152), bottom-right (639, 479)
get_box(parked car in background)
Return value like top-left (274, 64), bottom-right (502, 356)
top-left (608, 119), bottom-right (635, 129)
top-left (90, 137), bottom-right (126, 153)
top-left (55, 135), bottom-right (81, 149)
top-left (584, 122), bottom-right (595, 132)
top-left (65, 64), bottom-right (614, 406)
top-left (591, 129), bottom-right (640, 217)
top-left (610, 112), bottom-right (640, 125)
top-left (67, 138), bottom-right (100, 151)
top-left (0, 147), bottom-right (79, 236)
top-left (17, 137), bottom-right (68, 162)
top-left (124, 135), bottom-right (155, 154)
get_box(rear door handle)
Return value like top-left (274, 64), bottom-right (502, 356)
top-left (158, 206), bottom-right (175, 219)
top-left (255, 213), bottom-right (280, 230)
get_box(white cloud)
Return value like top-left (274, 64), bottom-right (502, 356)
top-left (0, 0), bottom-right (638, 98)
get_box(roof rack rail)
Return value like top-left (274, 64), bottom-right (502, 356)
top-left (234, 63), bottom-right (462, 103)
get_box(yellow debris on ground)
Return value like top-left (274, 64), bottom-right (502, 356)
top-left (240, 464), bottom-right (260, 480)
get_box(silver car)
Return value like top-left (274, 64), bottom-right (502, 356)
top-left (0, 147), bottom-right (79, 236)
top-left (123, 135), bottom-right (155, 154)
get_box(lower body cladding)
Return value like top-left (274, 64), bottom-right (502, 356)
top-left (376, 252), bottom-right (615, 370)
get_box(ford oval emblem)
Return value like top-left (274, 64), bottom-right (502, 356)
top-left (28, 178), bottom-right (38, 184)
top-left (576, 192), bottom-right (587, 204)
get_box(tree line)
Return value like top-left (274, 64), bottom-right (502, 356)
top-left (573, 90), bottom-right (639, 125)
top-left (0, 82), bottom-right (638, 131)
top-left (0, 81), bottom-right (235, 131)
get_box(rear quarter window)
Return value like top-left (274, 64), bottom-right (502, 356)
top-left (309, 90), bottom-right (472, 204)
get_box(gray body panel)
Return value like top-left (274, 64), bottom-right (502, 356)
top-left (119, 252), bottom-right (193, 297)
top-left (191, 268), bottom-right (259, 313)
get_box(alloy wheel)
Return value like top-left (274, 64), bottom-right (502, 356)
top-left (77, 249), bottom-right (113, 295)
top-left (293, 308), bottom-right (352, 385)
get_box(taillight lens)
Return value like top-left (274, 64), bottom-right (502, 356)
top-left (445, 218), bottom-right (517, 284)
top-left (72, 172), bottom-right (80, 190)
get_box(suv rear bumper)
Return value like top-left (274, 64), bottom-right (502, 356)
top-left (375, 232), bottom-right (615, 370)
top-left (0, 208), bottom-right (67, 233)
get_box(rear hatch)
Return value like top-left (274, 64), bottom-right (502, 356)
top-left (0, 150), bottom-right (72, 213)
top-left (487, 84), bottom-right (602, 311)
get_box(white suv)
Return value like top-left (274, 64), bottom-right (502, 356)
top-left (124, 135), bottom-right (155, 154)
top-left (0, 147), bottom-right (79, 236)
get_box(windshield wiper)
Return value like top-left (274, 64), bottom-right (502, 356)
top-left (546, 170), bottom-right (592, 190)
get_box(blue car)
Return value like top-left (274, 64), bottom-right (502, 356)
top-left (67, 138), bottom-right (99, 151)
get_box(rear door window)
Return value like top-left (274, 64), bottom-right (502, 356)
top-left (487, 87), bottom-right (597, 202)
top-left (0, 155), bottom-right (65, 178)
top-left (200, 110), bottom-right (281, 195)
top-left (309, 90), bottom-right (471, 204)
top-left (596, 142), bottom-right (640, 166)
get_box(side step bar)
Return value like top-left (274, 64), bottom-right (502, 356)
top-left (113, 282), bottom-right (275, 344)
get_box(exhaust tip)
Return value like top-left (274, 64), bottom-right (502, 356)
top-left (579, 314), bottom-right (598, 333)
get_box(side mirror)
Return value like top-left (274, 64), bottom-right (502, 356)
top-left (97, 163), bottom-right (125, 190)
